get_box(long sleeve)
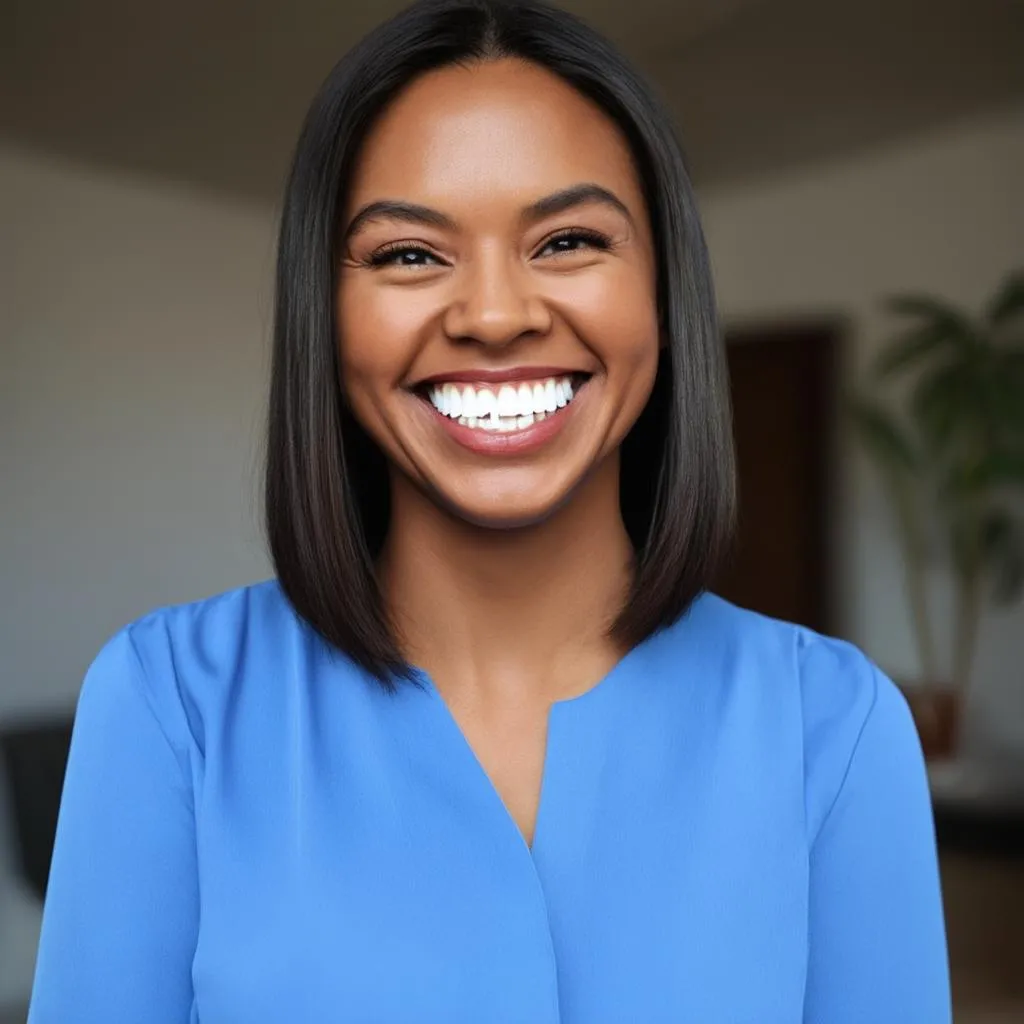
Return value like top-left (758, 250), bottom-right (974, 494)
top-left (803, 663), bottom-right (951, 1022)
top-left (28, 628), bottom-right (199, 1023)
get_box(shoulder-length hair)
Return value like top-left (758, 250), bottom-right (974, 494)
top-left (266, 0), bottom-right (735, 688)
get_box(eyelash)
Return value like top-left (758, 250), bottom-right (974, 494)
top-left (363, 228), bottom-right (613, 269)
top-left (540, 228), bottom-right (613, 257)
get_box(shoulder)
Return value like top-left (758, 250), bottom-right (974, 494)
top-left (80, 580), bottom-right (330, 759)
top-left (678, 594), bottom-right (919, 842)
top-left (677, 591), bottom-right (881, 700)
top-left (117, 579), bottom-right (304, 689)
top-left (122, 577), bottom-right (295, 646)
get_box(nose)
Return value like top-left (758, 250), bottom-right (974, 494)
top-left (442, 247), bottom-right (551, 347)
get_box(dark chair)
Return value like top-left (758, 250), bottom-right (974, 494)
top-left (0, 718), bottom-right (74, 901)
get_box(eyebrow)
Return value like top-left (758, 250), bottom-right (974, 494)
top-left (344, 200), bottom-right (456, 239)
top-left (343, 182), bottom-right (634, 239)
top-left (523, 183), bottom-right (633, 227)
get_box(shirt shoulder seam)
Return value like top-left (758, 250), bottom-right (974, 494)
top-left (809, 654), bottom-right (880, 850)
top-left (121, 626), bottom-right (195, 806)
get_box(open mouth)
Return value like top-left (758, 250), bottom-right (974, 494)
top-left (416, 373), bottom-right (589, 433)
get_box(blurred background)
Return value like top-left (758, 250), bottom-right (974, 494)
top-left (1, 0), bottom-right (1022, 1019)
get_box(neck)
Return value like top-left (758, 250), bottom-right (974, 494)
top-left (379, 456), bottom-right (634, 708)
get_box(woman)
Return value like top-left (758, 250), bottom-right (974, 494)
top-left (29, 1), bottom-right (951, 1020)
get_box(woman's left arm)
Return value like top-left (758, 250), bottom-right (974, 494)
top-left (803, 663), bottom-right (952, 1023)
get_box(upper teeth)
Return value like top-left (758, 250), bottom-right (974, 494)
top-left (428, 376), bottom-right (575, 422)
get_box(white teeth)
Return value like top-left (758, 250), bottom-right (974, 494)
top-left (446, 384), bottom-right (462, 419)
top-left (427, 375), bottom-right (580, 429)
top-left (497, 386), bottom-right (519, 417)
top-left (475, 388), bottom-right (497, 421)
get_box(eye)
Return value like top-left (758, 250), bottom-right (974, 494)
top-left (366, 244), bottom-right (445, 269)
top-left (536, 229), bottom-right (612, 259)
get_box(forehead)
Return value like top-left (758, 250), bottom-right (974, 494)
top-left (345, 59), bottom-right (644, 215)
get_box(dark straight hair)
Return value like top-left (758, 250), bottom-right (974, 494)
top-left (265, 0), bottom-right (735, 688)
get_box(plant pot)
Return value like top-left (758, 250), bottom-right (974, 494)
top-left (899, 684), bottom-right (961, 761)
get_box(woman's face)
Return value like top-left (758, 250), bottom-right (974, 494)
top-left (338, 58), bottom-right (659, 528)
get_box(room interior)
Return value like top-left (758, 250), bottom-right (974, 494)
top-left (2, 0), bottom-right (1023, 1019)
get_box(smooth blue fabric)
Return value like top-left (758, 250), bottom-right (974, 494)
top-left (30, 581), bottom-right (951, 1022)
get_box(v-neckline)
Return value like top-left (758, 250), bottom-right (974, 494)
top-left (409, 637), bottom-right (650, 855)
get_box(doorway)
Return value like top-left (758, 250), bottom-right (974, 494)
top-left (713, 324), bottom-right (840, 634)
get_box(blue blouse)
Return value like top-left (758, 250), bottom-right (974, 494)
top-left (30, 581), bottom-right (951, 1022)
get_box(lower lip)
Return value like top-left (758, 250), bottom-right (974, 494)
top-left (426, 389), bottom-right (582, 456)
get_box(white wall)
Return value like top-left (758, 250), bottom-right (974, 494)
top-left (0, 144), bottom-right (275, 1008)
top-left (700, 102), bottom-right (1024, 759)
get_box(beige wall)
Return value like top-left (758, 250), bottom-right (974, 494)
top-left (1, 101), bottom-right (1022, 1005)
top-left (0, 145), bottom-right (274, 718)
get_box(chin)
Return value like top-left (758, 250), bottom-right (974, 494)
top-left (427, 467), bottom-right (583, 531)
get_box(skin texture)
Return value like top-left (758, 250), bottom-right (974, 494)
top-left (337, 59), bottom-right (660, 847)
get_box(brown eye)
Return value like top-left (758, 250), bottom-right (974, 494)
top-left (536, 230), bottom-right (611, 259)
top-left (367, 245), bottom-right (445, 268)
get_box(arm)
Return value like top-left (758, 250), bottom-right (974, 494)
top-left (29, 629), bottom-right (198, 1023)
top-left (803, 665), bottom-right (951, 1023)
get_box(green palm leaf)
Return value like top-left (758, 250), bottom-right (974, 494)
top-left (874, 294), bottom-right (980, 379)
top-left (884, 293), bottom-right (978, 335)
top-left (987, 270), bottom-right (1024, 328)
top-left (910, 364), bottom-right (980, 452)
top-left (977, 451), bottom-right (1024, 488)
top-left (990, 352), bottom-right (1024, 440)
top-left (979, 510), bottom-right (1024, 603)
top-left (872, 323), bottom-right (963, 379)
top-left (940, 452), bottom-right (1024, 500)
top-left (848, 395), bottom-right (919, 474)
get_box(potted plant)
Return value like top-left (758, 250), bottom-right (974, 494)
top-left (849, 270), bottom-right (1024, 759)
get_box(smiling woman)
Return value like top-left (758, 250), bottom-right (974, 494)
top-left (29, 1), bottom-right (950, 1022)
top-left (267, 15), bottom-right (731, 677)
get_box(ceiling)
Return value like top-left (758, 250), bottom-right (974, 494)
top-left (3, 0), bottom-right (1022, 203)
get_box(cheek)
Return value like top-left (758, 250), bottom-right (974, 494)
top-left (336, 280), bottom-right (435, 396)
top-left (577, 271), bottom-right (660, 446)
top-left (562, 266), bottom-right (659, 381)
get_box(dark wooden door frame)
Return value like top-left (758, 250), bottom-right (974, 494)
top-left (720, 320), bottom-right (844, 636)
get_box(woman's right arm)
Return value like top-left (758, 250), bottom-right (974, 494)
top-left (29, 629), bottom-right (198, 1023)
